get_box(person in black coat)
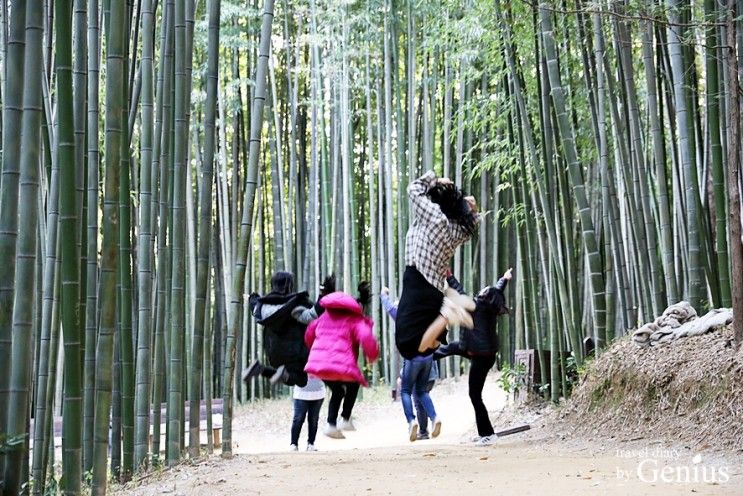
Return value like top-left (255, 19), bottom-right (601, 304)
top-left (434, 267), bottom-right (512, 445)
top-left (242, 272), bottom-right (334, 387)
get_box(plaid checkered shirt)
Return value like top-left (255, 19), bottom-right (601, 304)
top-left (404, 170), bottom-right (479, 292)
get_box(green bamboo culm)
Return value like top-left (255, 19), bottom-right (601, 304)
top-left (222, 0), bottom-right (275, 457)
top-left (92, 0), bottom-right (126, 492)
top-left (666, 0), bottom-right (706, 311)
top-left (2, 0), bottom-right (42, 493)
top-left (118, 18), bottom-right (135, 485)
top-left (539, 3), bottom-right (606, 353)
top-left (167, 0), bottom-right (188, 466)
top-left (83, 0), bottom-right (101, 472)
top-left (56, 0), bottom-right (85, 493)
top-left (134, 0), bottom-right (156, 472)
top-left (189, 0), bottom-right (221, 459)
top-left (151, 0), bottom-right (175, 466)
top-left (0, 3), bottom-right (27, 481)
top-left (704, 0), bottom-right (731, 307)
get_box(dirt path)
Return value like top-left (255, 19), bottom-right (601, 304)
top-left (114, 374), bottom-right (743, 496)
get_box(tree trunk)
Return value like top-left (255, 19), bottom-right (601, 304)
top-left (92, 0), bottom-right (126, 491)
top-left (725, 0), bottom-right (743, 345)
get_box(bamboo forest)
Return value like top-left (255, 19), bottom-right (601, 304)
top-left (0, 0), bottom-right (742, 494)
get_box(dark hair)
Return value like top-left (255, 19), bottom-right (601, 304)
top-left (428, 183), bottom-right (478, 236)
top-left (320, 274), bottom-right (336, 297)
top-left (270, 271), bottom-right (295, 295)
top-left (356, 281), bottom-right (371, 307)
top-left (476, 286), bottom-right (509, 316)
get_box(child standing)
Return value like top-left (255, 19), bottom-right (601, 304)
top-left (290, 375), bottom-right (326, 451)
top-left (381, 287), bottom-right (440, 441)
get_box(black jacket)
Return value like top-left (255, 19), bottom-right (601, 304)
top-left (249, 291), bottom-right (314, 368)
top-left (447, 275), bottom-right (508, 356)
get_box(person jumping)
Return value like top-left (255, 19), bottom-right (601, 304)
top-left (304, 282), bottom-right (379, 439)
top-left (434, 268), bottom-right (513, 445)
top-left (242, 272), bottom-right (333, 387)
top-left (395, 170), bottom-right (480, 361)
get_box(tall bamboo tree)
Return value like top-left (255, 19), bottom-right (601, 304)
top-left (92, 0), bottom-right (126, 491)
top-left (222, 0), bottom-right (275, 457)
top-left (666, 0), bottom-right (705, 311)
top-left (190, 0), bottom-right (221, 458)
top-left (0, 5), bottom-right (27, 472)
top-left (539, 3), bottom-right (606, 350)
top-left (2, 0), bottom-right (42, 491)
top-left (134, 0), bottom-right (156, 471)
top-left (166, 0), bottom-right (190, 465)
top-left (56, 0), bottom-right (85, 492)
top-left (83, 0), bottom-right (101, 471)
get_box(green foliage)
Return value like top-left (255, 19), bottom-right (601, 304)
top-left (497, 361), bottom-right (527, 396)
top-left (0, 433), bottom-right (26, 453)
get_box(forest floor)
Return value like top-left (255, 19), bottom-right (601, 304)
top-left (113, 372), bottom-right (743, 496)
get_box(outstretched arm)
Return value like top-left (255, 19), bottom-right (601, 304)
top-left (292, 305), bottom-right (318, 324)
top-left (495, 267), bottom-right (513, 291)
top-left (380, 287), bottom-right (397, 320)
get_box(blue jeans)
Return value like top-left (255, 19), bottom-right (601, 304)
top-left (291, 399), bottom-right (323, 445)
top-left (415, 360), bottom-right (438, 433)
top-left (413, 379), bottom-right (435, 434)
top-left (401, 357), bottom-right (437, 424)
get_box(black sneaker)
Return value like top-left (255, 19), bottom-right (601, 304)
top-left (242, 361), bottom-right (263, 384)
top-left (417, 431), bottom-right (430, 440)
top-left (270, 365), bottom-right (289, 385)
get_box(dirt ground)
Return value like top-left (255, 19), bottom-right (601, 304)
top-left (113, 373), bottom-right (743, 496)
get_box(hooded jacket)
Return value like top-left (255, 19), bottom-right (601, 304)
top-left (304, 292), bottom-right (379, 386)
top-left (250, 272), bottom-right (316, 367)
top-left (447, 275), bottom-right (509, 355)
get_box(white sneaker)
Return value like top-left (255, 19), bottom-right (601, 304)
top-left (306, 444), bottom-right (318, 451)
top-left (324, 424), bottom-right (346, 439)
top-left (290, 444), bottom-right (298, 451)
top-left (338, 417), bottom-right (356, 431)
top-left (431, 417), bottom-right (442, 438)
top-left (408, 420), bottom-right (419, 442)
top-left (476, 435), bottom-right (496, 446)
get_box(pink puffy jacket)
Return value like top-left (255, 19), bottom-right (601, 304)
top-left (304, 292), bottom-right (379, 386)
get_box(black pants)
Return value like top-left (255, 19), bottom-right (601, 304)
top-left (433, 340), bottom-right (467, 360)
top-left (259, 361), bottom-right (308, 387)
top-left (469, 353), bottom-right (496, 437)
top-left (325, 381), bottom-right (360, 426)
top-left (434, 342), bottom-right (495, 436)
top-left (291, 398), bottom-right (323, 445)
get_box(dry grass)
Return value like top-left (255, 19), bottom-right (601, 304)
top-left (557, 324), bottom-right (743, 451)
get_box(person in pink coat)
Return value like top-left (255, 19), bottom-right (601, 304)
top-left (305, 282), bottom-right (379, 439)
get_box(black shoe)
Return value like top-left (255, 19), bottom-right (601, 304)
top-left (270, 365), bottom-right (289, 385)
top-left (242, 361), bottom-right (263, 384)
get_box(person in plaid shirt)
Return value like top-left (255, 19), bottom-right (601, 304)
top-left (395, 170), bottom-right (480, 363)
